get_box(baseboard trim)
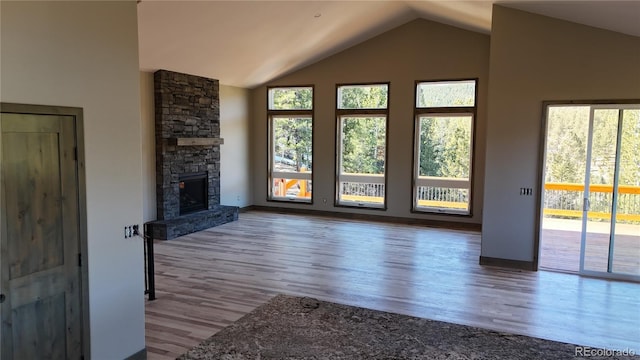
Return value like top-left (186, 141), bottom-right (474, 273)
top-left (247, 205), bottom-right (481, 231)
top-left (125, 348), bottom-right (147, 360)
top-left (479, 256), bottom-right (535, 271)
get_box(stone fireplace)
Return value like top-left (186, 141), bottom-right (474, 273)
top-left (146, 70), bottom-right (238, 240)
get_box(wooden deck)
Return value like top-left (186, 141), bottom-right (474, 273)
top-left (145, 211), bottom-right (640, 359)
top-left (540, 218), bottom-right (640, 275)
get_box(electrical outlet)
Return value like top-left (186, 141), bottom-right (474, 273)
top-left (132, 225), bottom-right (140, 236)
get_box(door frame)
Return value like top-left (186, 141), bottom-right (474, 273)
top-left (580, 104), bottom-right (640, 281)
top-left (0, 102), bottom-right (90, 357)
top-left (536, 99), bottom-right (640, 281)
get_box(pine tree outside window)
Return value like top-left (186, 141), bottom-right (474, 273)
top-left (267, 86), bottom-right (313, 203)
top-left (413, 79), bottom-right (477, 215)
top-left (336, 83), bottom-right (389, 209)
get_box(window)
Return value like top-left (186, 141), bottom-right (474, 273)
top-left (268, 86), bottom-right (313, 202)
top-left (413, 80), bottom-right (476, 215)
top-left (336, 83), bottom-right (389, 208)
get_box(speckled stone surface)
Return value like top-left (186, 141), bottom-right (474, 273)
top-left (179, 295), bottom-right (638, 360)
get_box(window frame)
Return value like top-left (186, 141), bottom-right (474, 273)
top-left (412, 78), bottom-right (478, 216)
top-left (335, 82), bottom-right (390, 210)
top-left (267, 85), bottom-right (315, 204)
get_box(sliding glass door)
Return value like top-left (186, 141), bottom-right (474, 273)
top-left (540, 103), bottom-right (639, 281)
top-left (611, 109), bottom-right (640, 275)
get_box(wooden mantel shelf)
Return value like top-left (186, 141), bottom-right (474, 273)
top-left (168, 137), bottom-right (224, 146)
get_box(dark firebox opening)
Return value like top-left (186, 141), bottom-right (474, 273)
top-left (179, 172), bottom-right (208, 215)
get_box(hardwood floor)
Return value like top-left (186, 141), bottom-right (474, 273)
top-left (145, 211), bottom-right (640, 359)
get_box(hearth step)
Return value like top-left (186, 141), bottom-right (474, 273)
top-left (145, 205), bottom-right (239, 240)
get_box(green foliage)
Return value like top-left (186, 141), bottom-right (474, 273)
top-left (417, 81), bottom-right (475, 108)
top-left (619, 109), bottom-right (640, 187)
top-left (273, 117), bottom-right (312, 171)
top-left (416, 80), bottom-right (475, 204)
top-left (419, 116), bottom-right (471, 179)
top-left (270, 88), bottom-right (313, 172)
top-left (338, 85), bottom-right (388, 109)
top-left (270, 86), bottom-right (640, 224)
top-left (338, 85), bottom-right (389, 174)
top-left (341, 117), bottom-right (386, 174)
top-left (270, 87), bottom-right (312, 110)
top-left (545, 106), bottom-right (589, 184)
top-left (544, 106), bottom-right (640, 223)
top-left (545, 107), bottom-right (640, 188)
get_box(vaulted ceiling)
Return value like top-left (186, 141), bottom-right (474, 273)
top-left (137, 1), bottom-right (640, 88)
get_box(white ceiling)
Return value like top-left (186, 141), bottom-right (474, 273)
top-left (137, 1), bottom-right (640, 88)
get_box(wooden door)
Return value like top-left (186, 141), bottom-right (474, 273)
top-left (1, 113), bottom-right (83, 359)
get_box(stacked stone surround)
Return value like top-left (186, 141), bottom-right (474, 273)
top-left (147, 69), bottom-right (238, 240)
top-left (147, 207), bottom-right (237, 241)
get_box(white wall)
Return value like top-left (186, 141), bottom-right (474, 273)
top-left (1, 2), bottom-right (145, 358)
top-left (482, 6), bottom-right (640, 263)
top-left (140, 72), bottom-right (157, 222)
top-left (220, 85), bottom-right (252, 208)
top-left (251, 19), bottom-right (490, 225)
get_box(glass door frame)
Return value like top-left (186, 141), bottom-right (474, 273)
top-left (579, 104), bottom-right (640, 281)
top-left (537, 100), bottom-right (640, 282)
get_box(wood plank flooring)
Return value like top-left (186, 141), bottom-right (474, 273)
top-left (145, 211), bottom-right (640, 359)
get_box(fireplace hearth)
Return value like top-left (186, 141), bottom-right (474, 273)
top-left (145, 70), bottom-right (238, 240)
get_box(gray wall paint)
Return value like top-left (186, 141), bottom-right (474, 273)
top-left (482, 6), bottom-right (640, 262)
top-left (250, 19), bottom-right (490, 224)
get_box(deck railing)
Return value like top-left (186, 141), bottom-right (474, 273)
top-left (336, 177), bottom-right (471, 210)
top-left (275, 176), bottom-right (640, 222)
top-left (543, 182), bottom-right (640, 223)
top-left (337, 173), bottom-right (385, 205)
top-left (339, 181), bottom-right (385, 204)
top-left (415, 186), bottom-right (468, 210)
